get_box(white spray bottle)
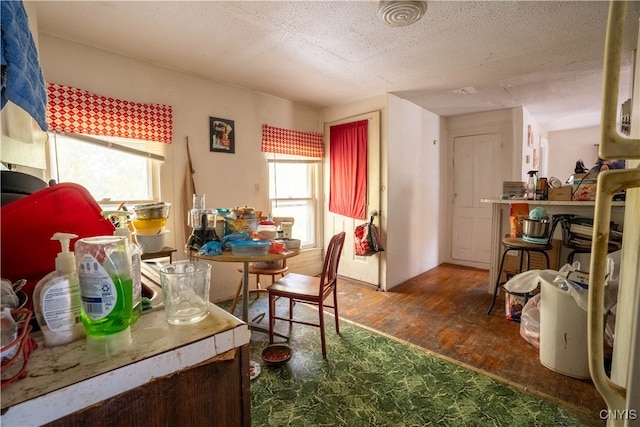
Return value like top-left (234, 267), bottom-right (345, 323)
top-left (103, 211), bottom-right (143, 324)
top-left (33, 232), bottom-right (86, 346)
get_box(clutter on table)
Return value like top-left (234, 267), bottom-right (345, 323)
top-left (191, 199), bottom-right (297, 258)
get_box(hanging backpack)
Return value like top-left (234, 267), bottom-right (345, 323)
top-left (354, 214), bottom-right (384, 256)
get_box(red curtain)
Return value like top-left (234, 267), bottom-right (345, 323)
top-left (329, 120), bottom-right (368, 220)
top-left (47, 83), bottom-right (173, 143)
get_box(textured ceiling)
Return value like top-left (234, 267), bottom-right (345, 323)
top-left (33, 1), bottom-right (640, 132)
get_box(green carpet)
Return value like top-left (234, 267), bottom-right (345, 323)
top-left (216, 296), bottom-right (599, 427)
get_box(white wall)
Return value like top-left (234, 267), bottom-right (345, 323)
top-left (385, 95), bottom-right (443, 288)
top-left (547, 126), bottom-right (600, 183)
top-left (37, 34), bottom-right (322, 302)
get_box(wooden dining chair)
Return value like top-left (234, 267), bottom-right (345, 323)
top-left (267, 231), bottom-right (346, 358)
top-left (229, 217), bottom-right (295, 314)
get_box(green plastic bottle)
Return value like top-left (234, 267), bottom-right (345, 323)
top-left (102, 211), bottom-right (142, 325)
top-left (75, 236), bottom-right (133, 355)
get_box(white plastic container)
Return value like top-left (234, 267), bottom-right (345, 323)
top-left (257, 221), bottom-right (277, 239)
top-left (281, 222), bottom-right (293, 239)
top-left (33, 233), bottom-right (86, 346)
top-left (539, 278), bottom-right (590, 379)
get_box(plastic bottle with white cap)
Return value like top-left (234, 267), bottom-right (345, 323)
top-left (33, 232), bottom-right (86, 346)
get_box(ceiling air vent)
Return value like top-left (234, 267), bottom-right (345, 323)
top-left (377, 1), bottom-right (428, 27)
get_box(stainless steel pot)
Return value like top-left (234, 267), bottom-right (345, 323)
top-left (523, 217), bottom-right (550, 238)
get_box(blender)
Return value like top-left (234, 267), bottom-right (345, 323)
top-left (186, 194), bottom-right (219, 251)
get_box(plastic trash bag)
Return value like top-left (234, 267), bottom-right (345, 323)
top-left (519, 294), bottom-right (541, 348)
top-left (549, 266), bottom-right (589, 312)
top-left (603, 250), bottom-right (621, 311)
top-left (551, 256), bottom-right (617, 313)
top-left (220, 231), bottom-right (250, 251)
top-left (0, 280), bottom-right (19, 309)
top-left (502, 270), bottom-right (551, 321)
top-left (503, 269), bottom-right (556, 294)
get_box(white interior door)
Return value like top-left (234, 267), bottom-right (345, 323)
top-left (324, 111), bottom-right (381, 285)
top-left (451, 133), bottom-right (502, 266)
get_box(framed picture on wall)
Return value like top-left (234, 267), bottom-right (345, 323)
top-left (210, 117), bottom-right (235, 153)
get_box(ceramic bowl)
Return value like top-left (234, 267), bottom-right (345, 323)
top-left (281, 238), bottom-right (301, 250)
top-left (261, 344), bottom-right (292, 366)
top-left (136, 230), bottom-right (169, 253)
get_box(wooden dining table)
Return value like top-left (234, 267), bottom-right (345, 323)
top-left (192, 248), bottom-right (301, 334)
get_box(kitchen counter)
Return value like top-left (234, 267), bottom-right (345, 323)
top-left (481, 199), bottom-right (626, 292)
top-left (1, 303), bottom-right (251, 426)
top-left (480, 198), bottom-right (626, 207)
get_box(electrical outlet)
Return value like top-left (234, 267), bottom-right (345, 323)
top-left (254, 183), bottom-right (260, 193)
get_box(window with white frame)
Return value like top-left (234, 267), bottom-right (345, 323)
top-left (48, 132), bottom-right (164, 209)
top-left (268, 155), bottom-right (320, 248)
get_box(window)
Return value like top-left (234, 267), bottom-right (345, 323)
top-left (268, 156), bottom-right (320, 248)
top-left (48, 132), bottom-right (163, 209)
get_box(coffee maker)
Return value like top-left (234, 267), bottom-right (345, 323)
top-left (186, 194), bottom-right (219, 251)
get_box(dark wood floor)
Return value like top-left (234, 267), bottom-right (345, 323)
top-left (333, 263), bottom-right (605, 424)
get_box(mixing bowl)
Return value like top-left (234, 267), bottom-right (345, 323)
top-left (276, 238), bottom-right (301, 250)
top-left (522, 218), bottom-right (550, 238)
top-left (133, 202), bottom-right (171, 220)
top-left (132, 218), bottom-right (167, 235)
top-left (136, 230), bottom-right (169, 253)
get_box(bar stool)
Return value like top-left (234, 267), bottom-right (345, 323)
top-left (487, 215), bottom-right (561, 315)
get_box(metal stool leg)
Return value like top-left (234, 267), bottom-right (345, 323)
top-left (488, 248), bottom-right (513, 314)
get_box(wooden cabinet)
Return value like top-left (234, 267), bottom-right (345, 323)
top-left (44, 345), bottom-right (251, 427)
top-left (1, 305), bottom-right (251, 426)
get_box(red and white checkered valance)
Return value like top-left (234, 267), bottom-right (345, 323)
top-left (46, 83), bottom-right (173, 143)
top-left (261, 124), bottom-right (324, 158)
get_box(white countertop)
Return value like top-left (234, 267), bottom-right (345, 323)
top-left (1, 303), bottom-right (250, 426)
